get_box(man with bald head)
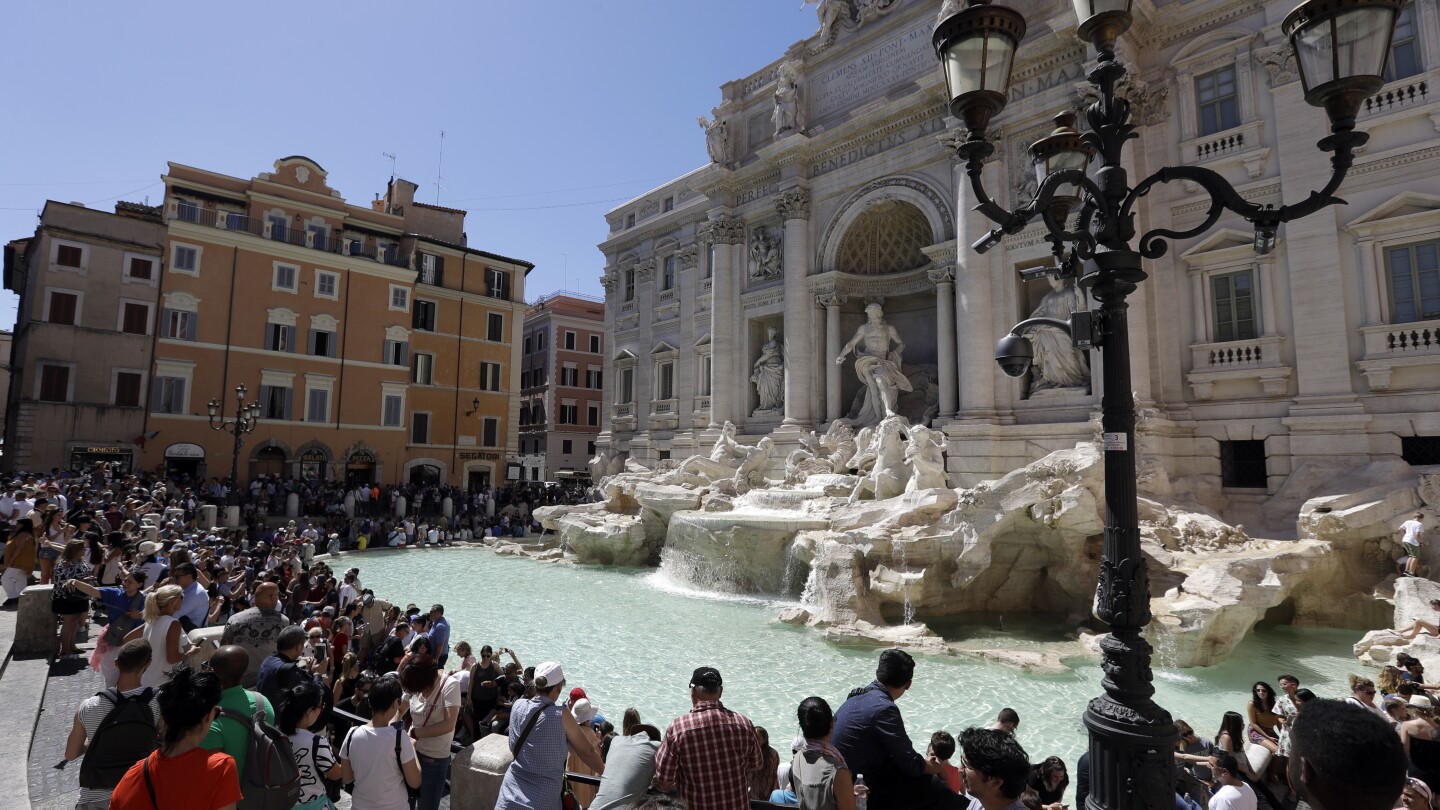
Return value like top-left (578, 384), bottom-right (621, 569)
top-left (220, 581), bottom-right (289, 687)
top-left (201, 645), bottom-right (273, 776)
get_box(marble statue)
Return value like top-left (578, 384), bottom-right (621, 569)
top-left (773, 60), bottom-right (805, 134)
top-left (709, 421), bottom-right (748, 464)
top-left (836, 302), bottom-right (913, 426)
top-left (734, 437), bottom-right (775, 494)
top-left (1028, 277), bottom-right (1091, 394)
top-left (786, 420), bottom-right (858, 484)
top-left (812, 0), bottom-right (854, 42)
top-left (751, 326), bottom-right (785, 413)
top-left (936, 0), bottom-right (961, 25)
top-left (849, 415), bottom-right (910, 502)
top-left (699, 108), bottom-right (729, 165)
top-left (904, 424), bottom-right (948, 492)
top-left (749, 226), bottom-right (782, 279)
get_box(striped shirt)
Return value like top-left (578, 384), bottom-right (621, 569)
top-left (74, 687), bottom-right (161, 806)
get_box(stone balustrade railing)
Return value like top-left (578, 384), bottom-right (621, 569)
top-left (1362, 319), bottom-right (1440, 357)
top-left (1189, 334), bottom-right (1285, 369)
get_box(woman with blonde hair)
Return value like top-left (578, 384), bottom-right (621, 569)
top-left (126, 584), bottom-right (191, 688)
top-left (1381, 665), bottom-right (1407, 698)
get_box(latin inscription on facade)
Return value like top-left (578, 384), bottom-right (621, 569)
top-left (811, 116), bottom-right (947, 178)
top-left (812, 21), bottom-right (934, 121)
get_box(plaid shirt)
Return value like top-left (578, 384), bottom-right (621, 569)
top-left (655, 700), bottom-right (763, 810)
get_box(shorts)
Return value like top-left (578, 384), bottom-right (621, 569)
top-left (38, 546), bottom-right (60, 561)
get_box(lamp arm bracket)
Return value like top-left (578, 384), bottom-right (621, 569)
top-left (1009, 317), bottom-right (1072, 337)
top-left (966, 152), bottom-right (1025, 233)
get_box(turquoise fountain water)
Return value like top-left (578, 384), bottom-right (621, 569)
top-left (358, 547), bottom-right (1365, 790)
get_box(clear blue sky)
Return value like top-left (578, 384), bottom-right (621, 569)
top-left (0, 1), bottom-right (825, 327)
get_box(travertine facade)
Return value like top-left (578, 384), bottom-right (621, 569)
top-left (598, 0), bottom-right (1440, 521)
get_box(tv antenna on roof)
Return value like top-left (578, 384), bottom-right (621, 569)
top-left (382, 151), bottom-right (398, 182)
top-left (433, 131), bottom-right (446, 205)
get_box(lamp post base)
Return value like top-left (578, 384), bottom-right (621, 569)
top-left (1083, 630), bottom-right (1177, 810)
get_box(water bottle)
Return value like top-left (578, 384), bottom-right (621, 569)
top-left (855, 773), bottom-right (869, 810)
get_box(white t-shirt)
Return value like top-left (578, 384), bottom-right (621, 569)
top-left (340, 724), bottom-right (416, 810)
top-left (1403, 519), bottom-right (1425, 547)
top-left (1209, 782), bottom-right (1257, 810)
top-left (339, 583), bottom-right (360, 611)
top-left (408, 675), bottom-right (462, 758)
top-left (290, 728), bottom-right (337, 804)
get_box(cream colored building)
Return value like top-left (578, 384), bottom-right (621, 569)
top-left (598, 0), bottom-right (1440, 531)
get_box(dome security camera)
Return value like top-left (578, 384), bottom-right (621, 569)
top-left (994, 334), bottom-right (1034, 378)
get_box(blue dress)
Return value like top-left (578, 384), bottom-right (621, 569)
top-left (496, 696), bottom-right (567, 810)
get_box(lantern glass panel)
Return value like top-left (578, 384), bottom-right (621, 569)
top-left (942, 32), bottom-right (1016, 98)
top-left (1293, 6), bottom-right (1397, 92)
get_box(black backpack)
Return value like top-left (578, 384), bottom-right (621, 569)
top-left (218, 703), bottom-right (302, 810)
top-left (78, 687), bottom-right (157, 789)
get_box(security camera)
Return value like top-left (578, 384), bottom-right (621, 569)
top-left (994, 334), bottom-right (1034, 378)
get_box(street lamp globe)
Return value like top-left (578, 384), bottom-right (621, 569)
top-left (1071, 0), bottom-right (1134, 55)
top-left (207, 399), bottom-right (220, 419)
top-left (1029, 112), bottom-right (1094, 220)
top-left (933, 0), bottom-right (1027, 135)
top-left (1283, 0), bottom-right (1401, 126)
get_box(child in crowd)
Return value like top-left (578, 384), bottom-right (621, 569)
top-left (929, 731), bottom-right (963, 794)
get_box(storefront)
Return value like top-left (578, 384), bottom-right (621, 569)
top-left (346, 450), bottom-right (377, 487)
top-left (163, 442), bottom-right (205, 481)
top-left (299, 447), bottom-right (329, 480)
top-left (68, 444), bottom-right (135, 475)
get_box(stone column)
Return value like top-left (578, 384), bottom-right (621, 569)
top-left (778, 188), bottom-right (813, 428)
top-left (706, 214), bottom-right (746, 427)
top-left (929, 264), bottom-right (958, 418)
top-left (818, 293), bottom-right (847, 422)
top-left (952, 141), bottom-right (1000, 420)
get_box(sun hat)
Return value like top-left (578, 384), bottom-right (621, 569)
top-left (571, 698), bottom-right (597, 725)
top-left (137, 540), bottom-right (160, 557)
top-left (534, 661), bottom-right (565, 689)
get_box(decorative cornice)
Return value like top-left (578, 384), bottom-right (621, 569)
top-left (776, 188), bottom-right (812, 221)
top-left (1351, 144), bottom-right (1440, 178)
top-left (1141, 0), bottom-right (1265, 49)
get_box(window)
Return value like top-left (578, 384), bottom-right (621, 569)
top-left (259, 385), bottom-right (292, 420)
top-left (482, 417), bottom-right (498, 447)
top-left (588, 441), bottom-right (596, 456)
top-left (307, 224), bottom-right (329, 249)
top-left (533, 365), bottom-right (546, 385)
top-left (152, 377), bottom-right (186, 414)
top-left (586, 368), bottom-right (602, 389)
top-left (390, 286), bottom-right (410, 311)
top-left (175, 200), bottom-right (200, 223)
top-left (413, 300), bottom-right (437, 331)
top-left (163, 309), bottom-right (197, 341)
top-left (521, 370), bottom-right (531, 390)
top-left (626, 213), bottom-right (635, 228)
top-left (537, 331), bottom-right (546, 350)
top-left (268, 215), bottom-right (289, 242)
top-left (486, 268), bottom-right (511, 300)
top-left (698, 354), bottom-right (713, 396)
top-left (565, 331), bottom-right (576, 350)
top-left (589, 334), bottom-right (601, 353)
top-left (418, 252), bottom-right (444, 286)
top-left (657, 362), bottom-right (675, 400)
top-left (1220, 440), bottom-right (1267, 488)
top-left (663, 196), bottom-right (674, 213)
top-left (1385, 2), bottom-right (1420, 82)
top-left (114, 371), bottom-right (143, 407)
top-left (120, 302), bottom-right (151, 335)
top-left (1387, 241), bottom-right (1440, 323)
top-left (588, 405), bottom-right (599, 426)
top-left (658, 450), bottom-right (671, 461)
top-left (480, 362), bottom-right (502, 392)
top-left (46, 290), bottom-right (78, 325)
top-left (383, 338), bottom-right (409, 366)
top-left (519, 407), bottom-right (529, 427)
top-left (273, 263), bottom-right (298, 292)
top-left (561, 366), bottom-right (579, 387)
top-left (487, 312), bottom-right (504, 342)
top-left (1402, 436), bottom-right (1440, 466)
top-left (1211, 271), bottom-right (1256, 342)
top-left (127, 256), bottom-right (154, 281)
top-left (563, 439), bottom-right (573, 454)
top-left (620, 367), bottom-right (634, 403)
top-left (662, 255), bottom-right (676, 290)
top-left (1196, 66), bottom-right (1240, 135)
top-left (172, 245), bottom-right (198, 274)
top-left (316, 271), bottom-right (338, 299)
top-left (382, 394), bottom-right (403, 427)
top-left (624, 269), bottom-right (636, 301)
top-left (412, 353), bottom-right (434, 385)
top-left (38, 364), bottom-right (70, 402)
top-left (309, 329), bottom-right (336, 358)
top-left (411, 413), bottom-right (431, 444)
top-left (705, 243), bottom-right (715, 279)
top-left (56, 244), bottom-right (83, 268)
top-left (306, 389), bottom-right (330, 423)
top-left (560, 404), bottom-right (578, 424)
top-left (267, 323), bottom-right (296, 352)
top-left (524, 336), bottom-right (532, 355)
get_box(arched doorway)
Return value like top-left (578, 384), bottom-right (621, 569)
top-left (298, 447), bottom-right (329, 480)
top-left (346, 450), bottom-right (377, 487)
top-left (408, 463), bottom-right (441, 487)
top-left (253, 446), bottom-right (287, 479)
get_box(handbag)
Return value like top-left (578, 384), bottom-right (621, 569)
top-left (561, 774), bottom-right (579, 810)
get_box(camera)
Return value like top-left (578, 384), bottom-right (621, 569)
top-left (994, 334), bottom-right (1035, 378)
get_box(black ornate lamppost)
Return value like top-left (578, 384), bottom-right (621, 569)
top-left (208, 385), bottom-right (260, 508)
top-left (932, 0), bottom-right (1401, 807)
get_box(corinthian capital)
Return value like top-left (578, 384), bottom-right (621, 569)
top-left (776, 188), bottom-right (812, 221)
top-left (814, 291), bottom-right (847, 308)
top-left (927, 264), bottom-right (956, 285)
top-left (677, 244), bottom-right (700, 270)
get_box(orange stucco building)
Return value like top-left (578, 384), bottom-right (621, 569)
top-left (140, 156), bottom-right (530, 489)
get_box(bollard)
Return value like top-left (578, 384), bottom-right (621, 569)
top-left (199, 504), bottom-right (218, 529)
top-left (344, 492), bottom-right (355, 517)
top-left (285, 492), bottom-right (300, 518)
top-left (395, 496), bottom-right (408, 519)
top-left (15, 584), bottom-right (59, 657)
top-left (449, 735), bottom-right (511, 810)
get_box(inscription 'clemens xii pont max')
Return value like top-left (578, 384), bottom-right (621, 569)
top-left (811, 21), bottom-right (934, 121)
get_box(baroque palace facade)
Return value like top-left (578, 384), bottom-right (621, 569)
top-left (597, 0), bottom-right (1440, 519)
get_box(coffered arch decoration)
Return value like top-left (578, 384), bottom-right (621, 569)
top-left (817, 175), bottom-right (954, 275)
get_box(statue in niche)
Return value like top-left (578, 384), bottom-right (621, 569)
top-left (733, 437), bottom-right (775, 494)
top-left (904, 424), bottom-right (948, 492)
top-left (773, 60), bottom-right (806, 135)
top-left (748, 226), bottom-right (782, 278)
top-left (750, 326), bottom-right (785, 414)
top-left (836, 302), bottom-right (913, 426)
top-left (848, 415), bottom-right (910, 502)
top-left (1027, 276), bottom-right (1091, 395)
top-left (699, 108), bottom-right (729, 165)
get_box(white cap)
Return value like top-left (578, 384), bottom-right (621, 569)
top-left (571, 698), bottom-right (596, 725)
top-left (137, 540), bottom-right (161, 557)
top-left (534, 661), bottom-right (565, 690)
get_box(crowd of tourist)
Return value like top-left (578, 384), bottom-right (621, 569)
top-left (0, 462), bottom-right (1432, 810)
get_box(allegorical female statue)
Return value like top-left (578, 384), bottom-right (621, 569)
top-left (751, 326), bottom-right (785, 413)
top-left (1028, 276), bottom-right (1090, 393)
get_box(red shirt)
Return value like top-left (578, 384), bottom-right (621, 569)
top-left (941, 761), bottom-right (963, 793)
top-left (109, 747), bottom-right (243, 810)
top-left (655, 700), bottom-right (763, 810)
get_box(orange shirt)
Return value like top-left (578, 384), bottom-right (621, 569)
top-left (109, 747), bottom-right (243, 810)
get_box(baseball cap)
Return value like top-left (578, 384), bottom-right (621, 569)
top-left (534, 661), bottom-right (565, 689)
top-left (569, 687), bottom-right (588, 703)
top-left (690, 666), bottom-right (723, 691)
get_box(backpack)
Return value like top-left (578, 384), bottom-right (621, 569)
top-left (78, 688), bottom-right (157, 789)
top-left (219, 704), bottom-right (302, 810)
